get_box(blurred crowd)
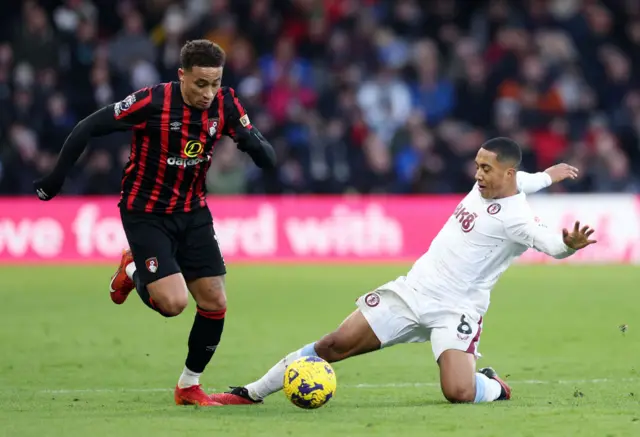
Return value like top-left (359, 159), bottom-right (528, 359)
top-left (1, 0), bottom-right (639, 196)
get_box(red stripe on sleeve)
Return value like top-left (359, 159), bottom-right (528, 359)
top-left (228, 87), bottom-right (246, 116)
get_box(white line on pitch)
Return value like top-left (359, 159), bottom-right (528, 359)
top-left (350, 378), bottom-right (638, 388)
top-left (29, 377), bottom-right (638, 394)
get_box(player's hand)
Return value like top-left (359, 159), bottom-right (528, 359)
top-left (233, 125), bottom-right (252, 151)
top-left (544, 163), bottom-right (579, 184)
top-left (33, 174), bottom-right (64, 201)
top-left (562, 221), bottom-right (597, 250)
top-left (234, 126), bottom-right (267, 152)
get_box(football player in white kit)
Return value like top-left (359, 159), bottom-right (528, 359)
top-left (211, 137), bottom-right (597, 405)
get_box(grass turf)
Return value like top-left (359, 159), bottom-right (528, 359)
top-left (0, 264), bottom-right (638, 437)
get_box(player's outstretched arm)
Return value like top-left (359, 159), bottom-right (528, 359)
top-left (234, 125), bottom-right (277, 169)
top-left (33, 107), bottom-right (120, 200)
top-left (516, 163), bottom-right (578, 194)
top-left (505, 215), bottom-right (596, 259)
top-left (561, 221), bottom-right (597, 251)
top-left (33, 88), bottom-right (153, 201)
top-left (223, 88), bottom-right (276, 170)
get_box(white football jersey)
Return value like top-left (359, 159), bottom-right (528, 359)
top-left (405, 172), bottom-right (575, 315)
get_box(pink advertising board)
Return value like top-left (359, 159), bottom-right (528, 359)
top-left (0, 195), bottom-right (637, 264)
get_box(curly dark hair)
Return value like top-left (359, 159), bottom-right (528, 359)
top-left (180, 40), bottom-right (226, 70)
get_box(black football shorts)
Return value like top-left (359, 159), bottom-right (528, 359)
top-left (120, 207), bottom-right (226, 286)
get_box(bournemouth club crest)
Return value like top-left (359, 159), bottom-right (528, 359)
top-left (207, 118), bottom-right (219, 137)
top-left (145, 257), bottom-right (158, 273)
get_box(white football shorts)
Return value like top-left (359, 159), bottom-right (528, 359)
top-left (356, 276), bottom-right (483, 361)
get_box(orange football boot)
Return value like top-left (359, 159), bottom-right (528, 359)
top-left (109, 249), bottom-right (135, 304)
top-left (174, 385), bottom-right (222, 406)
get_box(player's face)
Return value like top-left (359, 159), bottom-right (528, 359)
top-left (178, 66), bottom-right (223, 110)
top-left (474, 148), bottom-right (517, 199)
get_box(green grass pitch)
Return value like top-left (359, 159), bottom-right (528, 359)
top-left (0, 264), bottom-right (639, 437)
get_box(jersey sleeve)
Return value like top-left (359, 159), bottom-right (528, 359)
top-left (107, 87), bottom-right (154, 129)
top-left (44, 89), bottom-right (152, 181)
top-left (222, 87), bottom-right (253, 139)
top-left (516, 171), bottom-right (552, 194)
top-left (504, 213), bottom-right (576, 259)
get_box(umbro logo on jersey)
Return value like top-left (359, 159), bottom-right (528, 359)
top-left (36, 188), bottom-right (49, 200)
top-left (170, 121), bottom-right (182, 131)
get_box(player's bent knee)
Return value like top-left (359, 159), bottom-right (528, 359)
top-left (208, 290), bottom-right (227, 310)
top-left (195, 288), bottom-right (226, 311)
top-left (441, 384), bottom-right (476, 403)
top-left (146, 273), bottom-right (189, 316)
top-left (437, 349), bottom-right (477, 403)
top-left (164, 299), bottom-right (188, 316)
top-left (153, 294), bottom-right (189, 317)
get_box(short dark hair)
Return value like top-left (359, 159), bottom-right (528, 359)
top-left (481, 137), bottom-right (522, 167)
top-left (180, 40), bottom-right (226, 70)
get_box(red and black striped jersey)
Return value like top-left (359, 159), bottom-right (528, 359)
top-left (111, 82), bottom-right (252, 214)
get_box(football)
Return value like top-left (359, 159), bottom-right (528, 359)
top-left (283, 356), bottom-right (337, 409)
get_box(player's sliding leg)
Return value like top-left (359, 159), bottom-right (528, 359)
top-left (428, 305), bottom-right (511, 403)
top-left (436, 347), bottom-right (510, 403)
top-left (213, 279), bottom-right (428, 405)
top-left (477, 367), bottom-right (511, 401)
top-left (211, 309), bottom-right (382, 405)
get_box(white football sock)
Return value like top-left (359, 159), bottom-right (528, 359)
top-left (474, 372), bottom-right (503, 403)
top-left (178, 366), bottom-right (201, 389)
top-left (245, 342), bottom-right (318, 401)
top-left (125, 262), bottom-right (136, 280)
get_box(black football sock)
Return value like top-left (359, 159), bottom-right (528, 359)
top-left (184, 307), bottom-right (226, 373)
top-left (133, 271), bottom-right (169, 316)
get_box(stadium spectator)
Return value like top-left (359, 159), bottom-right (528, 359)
top-left (0, 0), bottom-right (639, 195)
